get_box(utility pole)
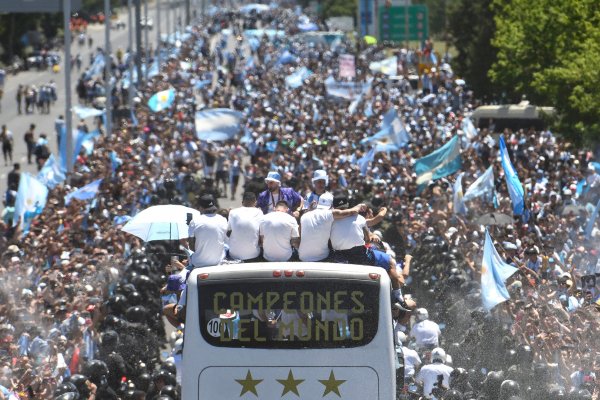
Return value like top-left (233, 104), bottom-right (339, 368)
top-left (104, 0), bottom-right (112, 137)
top-left (128, 0), bottom-right (134, 109)
top-left (63, 0), bottom-right (73, 176)
top-left (185, 0), bottom-right (190, 26)
top-left (166, 0), bottom-right (171, 39)
top-left (144, 0), bottom-right (149, 81)
top-left (156, 0), bottom-right (161, 65)
top-left (135, 0), bottom-right (143, 86)
top-left (404, 0), bottom-right (409, 50)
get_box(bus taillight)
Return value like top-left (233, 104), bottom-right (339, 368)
top-left (199, 273), bottom-right (209, 280)
top-left (295, 270), bottom-right (305, 277)
top-left (284, 270), bottom-right (294, 277)
top-left (369, 273), bottom-right (380, 280)
top-left (273, 270), bottom-right (282, 277)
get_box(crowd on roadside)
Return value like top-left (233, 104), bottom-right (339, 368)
top-left (0, 4), bottom-right (597, 400)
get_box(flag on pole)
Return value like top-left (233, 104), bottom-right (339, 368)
top-left (481, 229), bottom-right (518, 310)
top-left (65, 179), bottom-right (103, 205)
top-left (461, 117), bottom-right (478, 140)
top-left (463, 166), bottom-right (495, 202)
top-left (285, 67), bottom-right (313, 89)
top-left (453, 172), bottom-right (467, 215)
top-left (357, 147), bottom-right (375, 176)
top-left (585, 200), bottom-right (600, 239)
top-left (37, 154), bottom-right (66, 189)
top-left (360, 109), bottom-right (410, 151)
top-left (13, 173), bottom-right (49, 235)
top-left (499, 136), bottom-right (525, 215)
top-left (148, 88), bottom-right (176, 112)
top-left (369, 56), bottom-right (398, 76)
top-left (414, 136), bottom-right (462, 186)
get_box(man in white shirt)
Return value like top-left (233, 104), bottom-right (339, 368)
top-left (410, 308), bottom-right (441, 350)
top-left (303, 169), bottom-right (331, 210)
top-left (260, 200), bottom-right (300, 261)
top-left (298, 193), bottom-right (365, 262)
top-left (396, 332), bottom-right (421, 380)
top-left (416, 348), bottom-right (454, 399)
top-left (183, 194), bottom-right (228, 268)
top-left (227, 192), bottom-right (263, 262)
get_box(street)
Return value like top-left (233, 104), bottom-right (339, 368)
top-left (0, 0), bottom-right (184, 197)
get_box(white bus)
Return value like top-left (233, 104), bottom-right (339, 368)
top-left (182, 262), bottom-right (399, 399)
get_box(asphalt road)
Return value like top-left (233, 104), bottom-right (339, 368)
top-left (0, 0), bottom-right (184, 197)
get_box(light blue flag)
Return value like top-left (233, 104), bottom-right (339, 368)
top-left (13, 173), bottom-right (48, 235)
top-left (147, 88), bottom-right (176, 112)
top-left (585, 200), bottom-right (600, 239)
top-left (110, 151), bottom-right (122, 175)
top-left (453, 172), bottom-right (468, 215)
top-left (463, 166), bottom-right (495, 202)
top-left (265, 141), bottom-right (278, 152)
top-left (130, 110), bottom-right (139, 127)
top-left (364, 100), bottom-right (373, 117)
top-left (277, 50), bottom-right (296, 65)
top-left (499, 136), bottom-right (525, 215)
top-left (79, 130), bottom-right (101, 155)
top-left (361, 109), bottom-right (410, 151)
top-left (194, 79), bottom-right (212, 89)
top-left (195, 108), bottom-right (244, 140)
top-left (481, 229), bottom-right (518, 310)
top-left (37, 154), bottom-right (66, 189)
top-left (414, 136), bottom-right (462, 186)
top-left (285, 66), bottom-right (313, 89)
top-left (369, 56), bottom-right (398, 76)
top-left (461, 117), bottom-right (478, 140)
top-left (147, 61), bottom-right (160, 78)
top-left (357, 147), bottom-right (375, 176)
top-left (59, 127), bottom-right (82, 173)
top-left (84, 53), bottom-right (105, 80)
top-left (65, 179), bottom-right (103, 205)
top-left (73, 105), bottom-right (105, 119)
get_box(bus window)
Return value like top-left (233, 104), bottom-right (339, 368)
top-left (198, 279), bottom-right (379, 349)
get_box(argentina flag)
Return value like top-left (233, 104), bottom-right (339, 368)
top-left (481, 229), bottom-right (518, 310)
top-left (463, 166), bottom-right (495, 202)
top-left (499, 136), bottom-right (525, 215)
top-left (414, 136), bottom-right (462, 186)
top-left (148, 88), bottom-right (176, 112)
top-left (13, 173), bottom-right (49, 234)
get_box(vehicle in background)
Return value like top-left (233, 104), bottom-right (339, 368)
top-left (472, 101), bottom-right (556, 132)
top-left (182, 262), bottom-right (400, 399)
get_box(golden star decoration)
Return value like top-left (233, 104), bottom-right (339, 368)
top-left (318, 370), bottom-right (346, 397)
top-left (235, 370), bottom-right (263, 397)
top-left (276, 369), bottom-right (304, 397)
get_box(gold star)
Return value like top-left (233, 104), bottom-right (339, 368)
top-left (235, 370), bottom-right (263, 397)
top-left (276, 369), bottom-right (304, 397)
top-left (318, 370), bottom-right (346, 397)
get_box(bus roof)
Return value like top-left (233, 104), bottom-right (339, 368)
top-left (188, 262), bottom-right (387, 282)
top-left (472, 102), bottom-right (555, 121)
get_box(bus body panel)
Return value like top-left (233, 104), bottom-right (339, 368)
top-left (182, 263), bottom-right (395, 400)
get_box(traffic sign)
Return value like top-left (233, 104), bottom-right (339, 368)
top-left (0, 0), bottom-right (81, 13)
top-left (378, 5), bottom-right (429, 42)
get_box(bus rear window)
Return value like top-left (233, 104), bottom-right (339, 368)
top-left (198, 279), bottom-right (380, 349)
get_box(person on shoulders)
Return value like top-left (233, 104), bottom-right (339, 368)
top-left (259, 200), bottom-right (299, 262)
top-left (257, 171), bottom-right (303, 215)
top-left (227, 192), bottom-right (263, 262)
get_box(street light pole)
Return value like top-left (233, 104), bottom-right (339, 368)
top-left (166, 0), bottom-right (171, 38)
top-left (135, 0), bottom-right (143, 86)
top-left (63, 0), bottom-right (73, 176)
top-left (104, 0), bottom-right (112, 137)
top-left (144, 0), bottom-right (149, 81)
top-left (128, 0), bottom-right (134, 110)
top-left (156, 0), bottom-right (161, 65)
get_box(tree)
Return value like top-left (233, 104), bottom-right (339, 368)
top-left (320, 0), bottom-right (356, 19)
top-left (447, 0), bottom-right (497, 100)
top-left (490, 0), bottom-right (600, 144)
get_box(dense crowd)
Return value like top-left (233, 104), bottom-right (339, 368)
top-left (0, 3), bottom-right (598, 400)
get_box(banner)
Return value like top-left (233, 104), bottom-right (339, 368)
top-left (324, 76), bottom-right (371, 100)
top-left (369, 56), bottom-right (398, 76)
top-left (339, 54), bottom-right (356, 79)
top-left (195, 108), bottom-right (244, 141)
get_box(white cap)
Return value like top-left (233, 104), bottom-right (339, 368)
top-left (316, 192), bottom-right (334, 209)
top-left (312, 169), bottom-right (328, 184)
top-left (431, 347), bottom-right (447, 363)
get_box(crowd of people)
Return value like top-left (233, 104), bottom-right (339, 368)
top-left (0, 3), bottom-right (597, 400)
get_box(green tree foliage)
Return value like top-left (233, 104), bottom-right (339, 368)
top-left (490, 0), bottom-right (600, 143)
top-left (320, 0), bottom-right (356, 19)
top-left (447, 0), bottom-right (496, 99)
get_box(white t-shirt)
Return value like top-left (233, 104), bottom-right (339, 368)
top-left (188, 213), bottom-right (228, 268)
top-left (228, 206), bottom-right (263, 260)
top-left (259, 211), bottom-right (299, 261)
top-left (402, 346), bottom-right (421, 379)
top-left (330, 214), bottom-right (367, 250)
top-left (416, 363), bottom-right (454, 398)
top-left (298, 209), bottom-right (334, 261)
top-left (410, 320), bottom-right (441, 348)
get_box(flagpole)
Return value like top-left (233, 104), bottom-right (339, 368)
top-left (104, 0), bottom-right (112, 138)
top-left (63, 0), bottom-right (73, 177)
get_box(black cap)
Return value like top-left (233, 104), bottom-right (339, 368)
top-left (242, 192), bottom-right (257, 202)
top-left (198, 194), bottom-right (217, 211)
top-left (332, 196), bottom-right (349, 209)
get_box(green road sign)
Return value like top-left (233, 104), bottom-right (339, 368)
top-left (379, 5), bottom-right (429, 42)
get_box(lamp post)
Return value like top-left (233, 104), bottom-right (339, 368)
top-left (63, 0), bottom-right (73, 175)
top-left (104, 0), bottom-right (112, 137)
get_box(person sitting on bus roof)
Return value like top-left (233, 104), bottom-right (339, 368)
top-left (330, 195), bottom-right (404, 299)
top-left (259, 200), bottom-right (300, 262)
top-left (303, 169), bottom-right (331, 210)
top-left (256, 171), bottom-right (303, 216)
top-left (181, 194), bottom-right (228, 269)
top-left (298, 192), bottom-right (366, 262)
top-left (227, 191), bottom-right (264, 262)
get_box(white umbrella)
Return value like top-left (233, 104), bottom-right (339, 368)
top-left (121, 205), bottom-right (201, 242)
